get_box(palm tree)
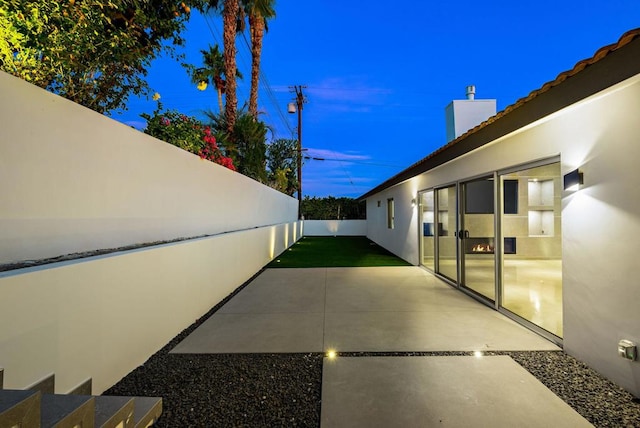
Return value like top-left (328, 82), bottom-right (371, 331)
top-left (242, 0), bottom-right (276, 119)
top-left (222, 0), bottom-right (240, 134)
top-left (202, 0), bottom-right (240, 134)
top-left (185, 44), bottom-right (242, 113)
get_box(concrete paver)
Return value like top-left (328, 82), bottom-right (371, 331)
top-left (170, 266), bottom-right (583, 427)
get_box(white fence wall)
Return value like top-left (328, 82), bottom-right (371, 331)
top-left (303, 220), bottom-right (366, 236)
top-left (0, 71), bottom-right (301, 394)
top-left (0, 71), bottom-right (297, 264)
top-left (0, 221), bottom-right (302, 394)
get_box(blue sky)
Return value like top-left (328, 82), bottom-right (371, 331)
top-left (112, 1), bottom-right (640, 198)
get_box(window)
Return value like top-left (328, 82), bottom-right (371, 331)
top-left (387, 198), bottom-right (394, 229)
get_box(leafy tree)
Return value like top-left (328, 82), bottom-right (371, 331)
top-left (242, 0), bottom-right (275, 119)
top-left (1, 0), bottom-right (197, 114)
top-left (301, 196), bottom-right (366, 220)
top-left (0, 5), bottom-right (43, 83)
top-left (141, 102), bottom-right (235, 170)
top-left (266, 138), bottom-right (297, 196)
top-left (233, 112), bottom-right (268, 182)
top-left (205, 109), bottom-right (268, 182)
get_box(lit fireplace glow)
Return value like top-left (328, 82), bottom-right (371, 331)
top-left (472, 244), bottom-right (493, 253)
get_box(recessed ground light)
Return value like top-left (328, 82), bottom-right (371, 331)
top-left (327, 350), bottom-right (337, 359)
top-left (277, 260), bottom-right (281, 263)
top-left (474, 351), bottom-right (483, 358)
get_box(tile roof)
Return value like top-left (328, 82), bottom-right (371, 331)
top-left (359, 28), bottom-right (640, 200)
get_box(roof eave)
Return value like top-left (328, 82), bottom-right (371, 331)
top-left (359, 29), bottom-right (640, 201)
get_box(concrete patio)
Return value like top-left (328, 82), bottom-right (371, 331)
top-left (169, 266), bottom-right (592, 427)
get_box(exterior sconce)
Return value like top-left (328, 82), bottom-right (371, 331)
top-left (411, 198), bottom-right (417, 207)
top-left (563, 168), bottom-right (583, 191)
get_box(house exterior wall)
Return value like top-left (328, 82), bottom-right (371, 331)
top-left (364, 73), bottom-right (640, 397)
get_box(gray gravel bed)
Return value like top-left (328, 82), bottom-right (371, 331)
top-left (104, 278), bottom-right (640, 427)
top-left (105, 353), bottom-right (323, 427)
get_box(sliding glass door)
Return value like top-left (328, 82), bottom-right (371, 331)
top-left (419, 190), bottom-right (435, 271)
top-left (500, 162), bottom-right (562, 338)
top-left (423, 161), bottom-right (562, 341)
top-left (435, 185), bottom-right (458, 282)
top-left (460, 177), bottom-right (496, 301)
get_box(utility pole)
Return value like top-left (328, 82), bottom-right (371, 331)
top-left (288, 85), bottom-right (307, 219)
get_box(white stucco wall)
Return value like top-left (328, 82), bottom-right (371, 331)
top-left (364, 74), bottom-right (640, 396)
top-left (366, 190), bottom-right (419, 265)
top-left (0, 221), bottom-right (301, 394)
top-left (303, 220), bottom-right (366, 236)
top-left (0, 71), bottom-right (297, 264)
top-left (0, 71), bottom-right (302, 394)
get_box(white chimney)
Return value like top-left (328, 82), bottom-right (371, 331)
top-left (466, 85), bottom-right (476, 100)
top-left (445, 86), bottom-right (497, 142)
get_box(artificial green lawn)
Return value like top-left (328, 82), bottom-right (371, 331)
top-left (267, 236), bottom-right (411, 268)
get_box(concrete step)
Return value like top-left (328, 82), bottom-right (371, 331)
top-left (27, 373), bottom-right (55, 395)
top-left (93, 395), bottom-right (135, 428)
top-left (133, 396), bottom-right (162, 428)
top-left (0, 371), bottom-right (161, 428)
top-left (41, 393), bottom-right (95, 428)
top-left (68, 378), bottom-right (92, 396)
top-left (0, 389), bottom-right (41, 427)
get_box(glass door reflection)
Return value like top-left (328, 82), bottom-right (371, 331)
top-left (435, 185), bottom-right (458, 282)
top-left (460, 177), bottom-right (496, 301)
top-left (500, 162), bottom-right (563, 337)
top-left (419, 190), bottom-right (435, 271)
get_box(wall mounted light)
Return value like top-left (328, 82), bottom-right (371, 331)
top-left (563, 168), bottom-right (583, 191)
top-left (411, 198), bottom-right (417, 207)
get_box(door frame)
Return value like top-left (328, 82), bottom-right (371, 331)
top-left (422, 158), bottom-right (563, 346)
top-left (458, 172), bottom-right (499, 306)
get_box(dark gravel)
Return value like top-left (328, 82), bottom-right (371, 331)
top-left (105, 353), bottom-right (322, 427)
top-left (104, 269), bottom-right (323, 427)
top-left (104, 279), bottom-right (640, 428)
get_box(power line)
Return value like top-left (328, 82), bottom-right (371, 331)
top-left (197, 15), bottom-right (360, 194)
top-left (303, 157), bottom-right (402, 168)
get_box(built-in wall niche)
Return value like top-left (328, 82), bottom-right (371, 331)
top-left (528, 179), bottom-right (554, 207)
top-left (528, 210), bottom-right (554, 236)
top-left (527, 179), bottom-right (555, 236)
